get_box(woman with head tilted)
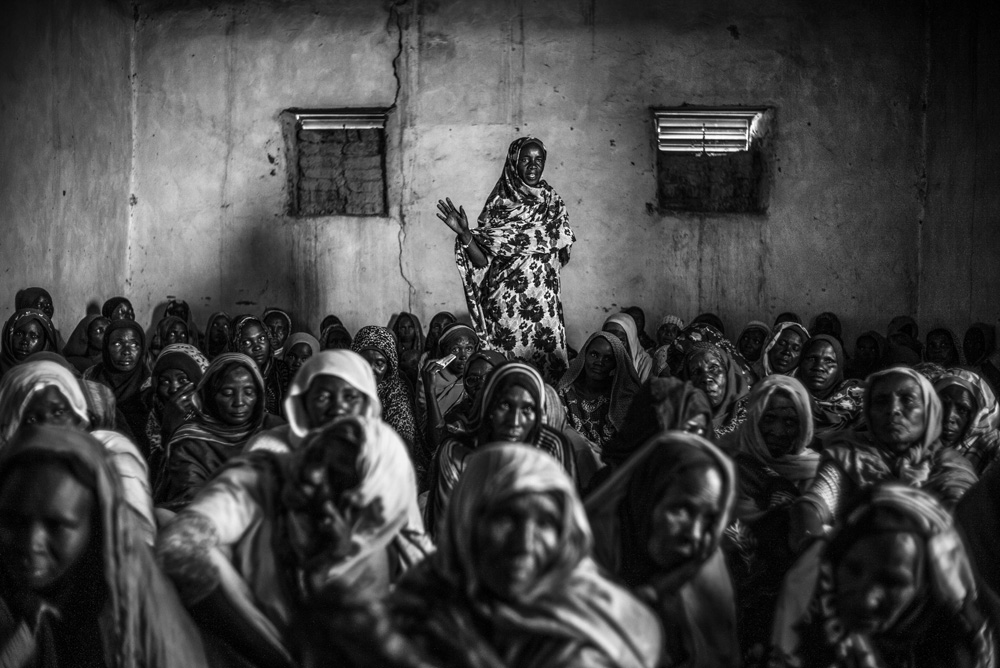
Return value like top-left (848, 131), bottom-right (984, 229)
top-left (755, 321), bottom-right (810, 379)
top-left (230, 314), bottom-right (290, 416)
top-left (681, 341), bottom-right (750, 441)
top-left (392, 443), bottom-right (661, 668)
top-left (437, 136), bottom-right (575, 381)
top-left (425, 360), bottom-right (576, 535)
top-left (604, 312), bottom-right (654, 382)
top-left (797, 334), bottom-right (865, 437)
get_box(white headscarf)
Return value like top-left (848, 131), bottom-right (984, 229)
top-left (605, 313), bottom-right (653, 382)
top-left (284, 350), bottom-right (381, 444)
top-left (0, 360), bottom-right (90, 444)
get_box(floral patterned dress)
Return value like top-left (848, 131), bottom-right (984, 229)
top-left (455, 137), bottom-right (575, 382)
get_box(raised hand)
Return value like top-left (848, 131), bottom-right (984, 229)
top-left (436, 198), bottom-right (470, 237)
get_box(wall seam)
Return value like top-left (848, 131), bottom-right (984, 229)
top-left (126, 2), bottom-right (139, 293)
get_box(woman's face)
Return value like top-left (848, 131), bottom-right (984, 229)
top-left (758, 392), bottom-right (801, 457)
top-left (463, 358), bottom-right (493, 400)
top-left (324, 331), bottom-right (351, 350)
top-left (583, 337), bottom-right (616, 383)
top-left (359, 348), bottom-right (389, 384)
top-left (303, 375), bottom-right (368, 428)
top-left (11, 321), bottom-right (46, 361)
top-left (110, 302), bottom-right (133, 322)
top-left (686, 351), bottom-right (727, 409)
top-left (0, 462), bottom-right (94, 593)
top-left (647, 466), bottom-right (723, 572)
top-left (237, 323), bottom-right (271, 369)
top-left (768, 329), bottom-right (804, 373)
top-left (939, 385), bottom-right (976, 445)
top-left (474, 491), bottom-right (560, 603)
top-left (107, 327), bottom-right (140, 372)
top-left (443, 334), bottom-right (476, 375)
top-left (163, 320), bottom-right (189, 346)
top-left (868, 374), bottom-right (926, 452)
top-left (657, 323), bottom-right (680, 348)
top-left (682, 413), bottom-right (709, 438)
top-left (156, 368), bottom-right (191, 403)
top-left (212, 366), bottom-right (259, 426)
top-left (31, 294), bottom-right (54, 319)
top-left (396, 317), bottom-right (416, 344)
top-left (800, 341), bottom-right (839, 395)
top-left (835, 532), bottom-right (920, 634)
top-left (428, 315), bottom-right (451, 342)
top-left (602, 323), bottom-right (630, 355)
top-left (926, 331), bottom-right (957, 366)
top-left (88, 317), bottom-right (110, 352)
top-left (209, 316), bottom-right (230, 348)
top-left (284, 342), bottom-right (313, 375)
top-left (21, 386), bottom-right (84, 430)
top-left (263, 314), bottom-right (289, 351)
top-left (738, 329), bottom-right (766, 362)
top-left (487, 382), bottom-right (538, 443)
top-left (516, 142), bottom-right (545, 187)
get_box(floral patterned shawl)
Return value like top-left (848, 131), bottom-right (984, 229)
top-left (798, 334), bottom-right (866, 435)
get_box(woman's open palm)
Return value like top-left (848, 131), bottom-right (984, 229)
top-left (436, 198), bottom-right (469, 236)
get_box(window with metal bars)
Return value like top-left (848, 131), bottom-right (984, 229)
top-left (653, 109), bottom-right (764, 154)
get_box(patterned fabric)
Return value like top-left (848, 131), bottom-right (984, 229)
top-left (798, 334), bottom-right (866, 435)
top-left (681, 341), bottom-right (751, 439)
top-left (667, 321), bottom-right (756, 383)
top-left (229, 314), bottom-right (290, 415)
top-left (0, 308), bottom-right (59, 376)
top-left (146, 344), bottom-right (210, 487)
top-left (454, 137), bottom-right (575, 382)
top-left (935, 371), bottom-right (1000, 475)
top-left (604, 313), bottom-right (654, 382)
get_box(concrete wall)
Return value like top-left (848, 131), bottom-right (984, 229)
top-left (0, 0), bottom-right (133, 334)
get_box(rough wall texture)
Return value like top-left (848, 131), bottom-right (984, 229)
top-left (0, 0), bottom-right (132, 333)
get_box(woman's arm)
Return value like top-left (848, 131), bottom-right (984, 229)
top-left (437, 198), bottom-right (487, 269)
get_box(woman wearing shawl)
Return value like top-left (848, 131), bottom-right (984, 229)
top-left (262, 307), bottom-right (292, 358)
top-left (416, 322), bottom-right (479, 437)
top-left (351, 326), bottom-right (426, 476)
top-left (83, 319), bottom-right (150, 450)
top-left (622, 306), bottom-right (657, 352)
top-left (246, 350), bottom-right (381, 457)
top-left (772, 484), bottom-right (998, 668)
top-left (320, 321), bottom-right (353, 350)
top-left (204, 311), bottom-right (231, 360)
top-left (557, 331), bottom-right (640, 453)
top-left (390, 311), bottom-right (424, 357)
top-left (0, 360), bottom-right (157, 545)
top-left (934, 371), bottom-right (1000, 475)
top-left (0, 308), bottom-right (59, 377)
top-left (102, 296), bottom-right (135, 322)
top-left (789, 367), bottom-right (978, 552)
top-left (438, 349), bottom-right (508, 445)
top-left (666, 322), bottom-right (756, 384)
top-left (604, 312), bottom-right (654, 382)
top-left (283, 331), bottom-right (320, 376)
top-left (423, 311), bottom-right (457, 355)
top-left (797, 334), bottom-right (866, 438)
top-left (0, 425), bottom-right (209, 667)
top-left (15, 287), bottom-right (65, 349)
top-left (652, 315), bottom-right (685, 377)
top-left (156, 353), bottom-right (279, 510)
top-left (754, 321), bottom-right (810, 379)
top-left (426, 361), bottom-right (577, 534)
top-left (925, 326), bottom-right (966, 368)
top-left (586, 431), bottom-right (739, 668)
top-left (156, 315), bottom-right (190, 348)
top-left (230, 314), bottom-right (290, 416)
top-left (438, 137), bottom-right (575, 381)
top-left (681, 342), bottom-right (750, 440)
top-left (158, 417), bottom-right (431, 668)
top-left (736, 321), bottom-right (770, 364)
top-left (393, 443), bottom-right (661, 668)
top-left (64, 315), bottom-right (110, 373)
top-left (847, 329), bottom-right (888, 380)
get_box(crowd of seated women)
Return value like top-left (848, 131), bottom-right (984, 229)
top-left (1, 285), bottom-right (1000, 667)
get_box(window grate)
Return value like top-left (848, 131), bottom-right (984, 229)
top-left (653, 109), bottom-right (764, 154)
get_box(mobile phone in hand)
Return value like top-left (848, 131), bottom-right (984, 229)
top-left (439, 353), bottom-right (457, 367)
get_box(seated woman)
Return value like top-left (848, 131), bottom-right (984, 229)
top-left (83, 319), bottom-right (150, 448)
top-left (63, 314), bottom-right (109, 373)
top-left (438, 349), bottom-right (508, 444)
top-left (144, 344), bottom-right (209, 489)
top-left (0, 308), bottom-right (59, 378)
top-left (158, 417), bottom-right (430, 668)
top-left (754, 322), bottom-right (810, 379)
top-left (665, 321), bottom-right (755, 383)
top-left (934, 371), bottom-right (1000, 475)
top-left (772, 484), bottom-right (998, 668)
top-left (156, 353), bottom-right (281, 510)
top-left (557, 331), bottom-right (640, 453)
top-left (157, 315), bottom-right (190, 348)
top-left (390, 311), bottom-right (423, 357)
top-left (622, 305), bottom-right (657, 351)
top-left (925, 326), bottom-right (966, 368)
top-left (282, 332), bottom-right (320, 376)
top-left (0, 425), bottom-right (209, 667)
top-left (681, 342), bottom-right (750, 440)
top-left (262, 307), bottom-right (292, 358)
top-left (351, 326), bottom-right (425, 475)
top-left (320, 321), bottom-right (353, 350)
top-left (392, 443), bottom-right (662, 668)
top-left (845, 329), bottom-right (887, 380)
top-left (246, 350), bottom-right (380, 456)
top-left (789, 367), bottom-right (978, 552)
top-left (14, 287), bottom-right (61, 347)
top-left (585, 431), bottom-right (739, 668)
top-left (651, 314), bottom-right (684, 376)
top-left (797, 334), bottom-right (865, 438)
top-left (102, 296), bottom-right (134, 321)
top-left (603, 312), bottom-right (653, 382)
top-left (426, 361), bottom-right (576, 534)
top-left (204, 311), bottom-right (231, 360)
top-left (416, 322), bottom-right (479, 437)
top-left (736, 320), bottom-right (770, 364)
top-left (230, 314), bottom-right (290, 415)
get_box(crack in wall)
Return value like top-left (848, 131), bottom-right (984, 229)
top-left (126, 1), bottom-right (139, 292)
top-left (388, 0), bottom-right (416, 312)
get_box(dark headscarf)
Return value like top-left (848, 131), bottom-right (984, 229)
top-left (809, 311), bottom-right (843, 340)
top-left (262, 307), bottom-right (293, 356)
top-left (965, 323), bottom-right (997, 366)
top-left (692, 312), bottom-right (726, 337)
top-left (681, 342), bottom-right (750, 438)
top-left (759, 321), bottom-right (811, 376)
top-left (389, 312), bottom-right (424, 354)
top-left (14, 287), bottom-right (52, 312)
top-left (436, 322), bottom-right (479, 356)
top-left (424, 311), bottom-right (457, 354)
top-left (320, 323), bottom-right (353, 350)
top-left (155, 315), bottom-right (189, 348)
top-left (102, 296), bottom-right (133, 320)
top-left (1, 308), bottom-right (59, 375)
top-left (558, 331), bottom-right (641, 433)
top-left (85, 319), bottom-right (148, 403)
top-left (62, 313), bottom-right (101, 359)
top-left (203, 311), bottom-right (230, 359)
top-left (925, 326), bottom-right (967, 367)
top-left (798, 334), bottom-right (865, 433)
top-left (230, 314), bottom-right (288, 415)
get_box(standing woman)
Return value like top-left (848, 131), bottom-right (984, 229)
top-left (437, 137), bottom-right (576, 381)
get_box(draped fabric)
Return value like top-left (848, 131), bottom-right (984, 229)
top-left (756, 322), bottom-right (810, 377)
top-left (282, 332), bottom-right (320, 359)
top-left (847, 330), bottom-right (889, 380)
top-left (102, 297), bottom-right (133, 320)
top-left (319, 323), bottom-right (353, 350)
top-left (934, 371), bottom-right (1000, 475)
top-left (798, 334), bottom-right (866, 436)
top-left (203, 311), bottom-right (231, 360)
top-left (557, 331), bottom-right (640, 450)
top-left (262, 308), bottom-right (292, 358)
top-left (83, 319), bottom-right (150, 452)
top-left (155, 316), bottom-right (189, 349)
top-left (773, 484), bottom-right (997, 668)
top-left (0, 360), bottom-right (91, 445)
top-left (414, 323), bottom-right (479, 430)
top-left (389, 312), bottom-right (425, 355)
top-left (0, 425), bottom-right (209, 668)
top-left (423, 311), bottom-right (457, 355)
top-left (681, 342), bottom-right (751, 439)
top-left (667, 322), bottom-right (756, 385)
top-left (394, 443), bottom-right (662, 668)
top-left (454, 137), bottom-right (576, 381)
top-left (230, 314), bottom-right (290, 416)
top-left (604, 313), bottom-right (654, 382)
top-left (0, 308), bottom-right (59, 376)
top-left (736, 321), bottom-right (771, 361)
top-left (441, 349), bottom-right (509, 434)
top-left (586, 431), bottom-right (740, 668)
top-left (925, 326), bottom-right (968, 366)
top-left (62, 313), bottom-right (100, 359)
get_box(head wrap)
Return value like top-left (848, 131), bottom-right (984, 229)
top-left (0, 361), bottom-right (90, 444)
top-left (798, 334), bottom-right (866, 433)
top-left (774, 312), bottom-right (802, 326)
top-left (320, 323), bottom-right (353, 350)
top-left (476, 361), bottom-right (546, 443)
top-left (558, 331), bottom-right (640, 432)
top-left (925, 327), bottom-right (967, 366)
top-left (262, 307), bottom-right (292, 355)
top-left (692, 313), bottom-right (726, 337)
top-left (155, 315), bottom-right (189, 347)
top-left (604, 313), bottom-right (653, 381)
top-left (203, 311), bottom-right (231, 358)
top-left (101, 296), bottom-right (133, 320)
top-left (1, 308), bottom-right (59, 375)
top-left (760, 321), bottom-right (811, 376)
top-left (888, 315), bottom-right (920, 341)
top-left (735, 375), bottom-right (819, 482)
top-left (62, 313), bottom-right (102, 359)
top-left (14, 287), bottom-right (52, 314)
top-left (810, 312), bottom-right (843, 340)
top-left (320, 314), bottom-right (343, 332)
top-left (229, 314), bottom-right (268, 355)
top-left (283, 331), bottom-right (320, 358)
top-left (351, 326), bottom-right (419, 448)
top-left (424, 311), bottom-right (458, 353)
top-left (865, 366), bottom-right (943, 452)
top-left (935, 369), bottom-right (1000, 439)
top-left (437, 322), bottom-right (479, 356)
top-left (87, 319), bottom-right (148, 402)
top-left (659, 314), bottom-right (685, 330)
top-left (964, 323), bottom-right (997, 366)
top-left (152, 343), bottom-right (209, 386)
top-left (682, 342), bottom-right (750, 437)
top-left (388, 312), bottom-right (424, 353)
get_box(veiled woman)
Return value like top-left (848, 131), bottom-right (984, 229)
top-left (63, 315), bottom-right (110, 374)
top-left (282, 332), bottom-right (320, 377)
top-left (83, 319), bottom-right (150, 449)
top-left (934, 371), bottom-right (1000, 475)
top-left (423, 311), bottom-right (457, 356)
top-left (604, 312), bottom-right (654, 382)
top-left (230, 314), bottom-right (290, 416)
top-left (557, 331), bottom-right (640, 454)
top-left (320, 322), bottom-right (353, 351)
top-left (204, 311), bottom-right (231, 360)
top-left (392, 443), bottom-right (662, 668)
top-left (755, 322), bottom-right (810, 379)
top-left (846, 330), bottom-right (887, 380)
top-left (425, 361), bottom-right (576, 535)
top-left (586, 431), bottom-right (739, 668)
top-left (666, 322), bottom-right (755, 384)
top-left (772, 484), bottom-right (998, 668)
top-left (964, 323), bottom-right (1000, 395)
top-left (390, 312), bottom-right (424, 357)
top-left (925, 326), bottom-right (966, 368)
top-left (262, 307), bottom-right (292, 359)
top-left (438, 349), bottom-right (508, 445)
top-left (789, 367), bottom-right (978, 552)
top-left (438, 137), bottom-right (576, 381)
top-left (416, 322), bottom-right (479, 437)
top-left (651, 314), bottom-right (685, 377)
top-left (681, 342), bottom-right (750, 440)
top-left (797, 334), bottom-right (865, 438)
top-left (0, 425), bottom-right (210, 667)
top-left (736, 320), bottom-right (770, 365)
top-left (0, 307), bottom-right (60, 378)
top-left (157, 417), bottom-right (431, 668)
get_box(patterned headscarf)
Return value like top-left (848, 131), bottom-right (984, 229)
top-left (734, 375), bottom-right (819, 483)
top-left (798, 334), bottom-right (866, 434)
top-left (351, 326), bottom-right (419, 450)
top-left (682, 342), bottom-right (750, 438)
top-left (558, 331), bottom-right (640, 432)
top-left (0, 308), bottom-right (59, 375)
top-left (155, 316), bottom-right (190, 348)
